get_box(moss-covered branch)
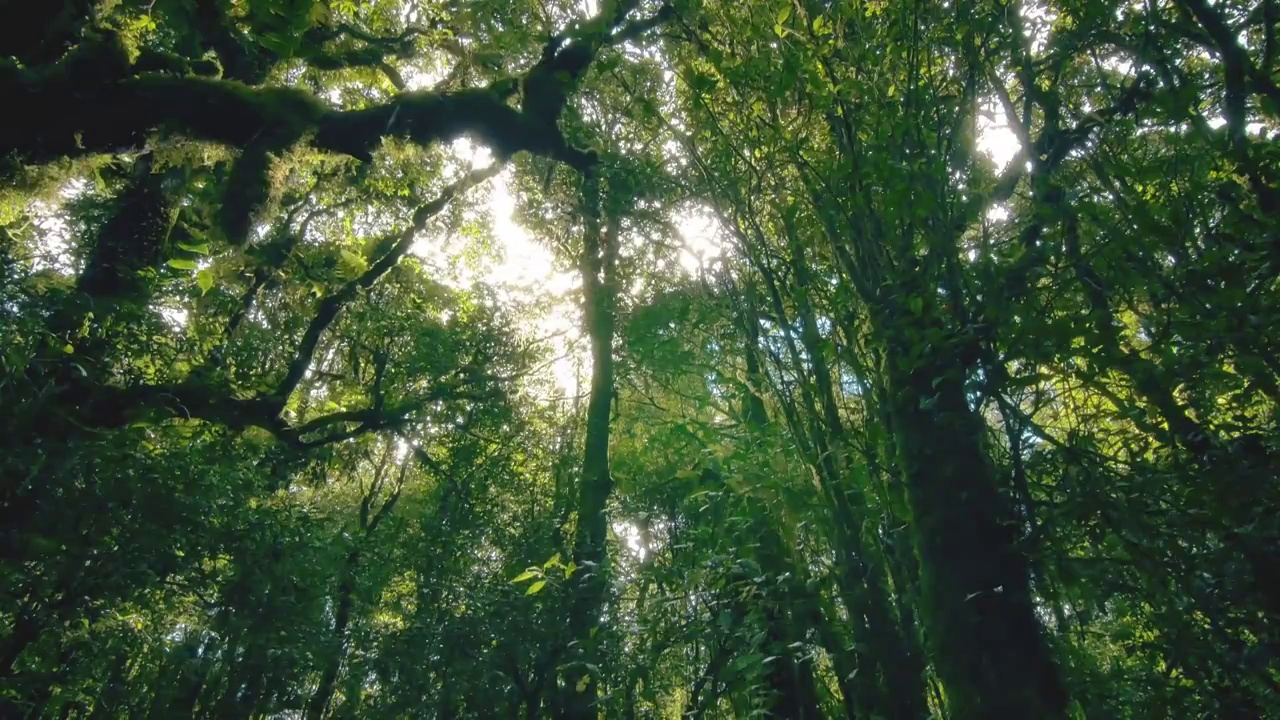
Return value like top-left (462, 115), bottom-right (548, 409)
top-left (190, 0), bottom-right (437, 84)
top-left (300, 23), bottom-right (430, 74)
top-left (2, 3), bottom-right (674, 170)
top-left (0, 69), bottom-right (589, 208)
top-left (63, 381), bottom-right (410, 449)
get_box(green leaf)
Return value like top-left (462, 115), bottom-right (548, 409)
top-left (259, 32), bottom-right (299, 57)
top-left (776, 6), bottom-right (791, 24)
top-left (197, 270), bottom-right (214, 295)
top-left (730, 653), bottom-right (765, 673)
top-left (62, 343), bottom-right (74, 355)
top-left (543, 552), bottom-right (562, 569)
top-left (307, 0), bottom-right (330, 25)
top-left (512, 569), bottom-right (539, 583)
top-left (177, 242), bottom-right (211, 255)
top-left (338, 249), bottom-right (368, 279)
top-left (526, 580), bottom-right (547, 595)
top-left (167, 258), bottom-right (198, 271)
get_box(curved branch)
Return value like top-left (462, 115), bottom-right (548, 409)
top-left (2, 68), bottom-right (595, 170)
top-left (2, 3), bottom-right (676, 174)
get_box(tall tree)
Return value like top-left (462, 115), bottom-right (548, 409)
top-left (3, 0), bottom-right (1279, 718)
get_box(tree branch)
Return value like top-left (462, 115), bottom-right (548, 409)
top-left (274, 163), bottom-right (502, 405)
top-left (2, 3), bottom-right (674, 173)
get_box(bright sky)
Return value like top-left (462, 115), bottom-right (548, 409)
top-left (977, 110), bottom-right (1021, 172)
top-left (407, 138), bottom-right (726, 401)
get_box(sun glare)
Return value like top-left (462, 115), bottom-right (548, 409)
top-left (409, 142), bottom-right (733, 401)
top-left (675, 207), bottom-right (724, 274)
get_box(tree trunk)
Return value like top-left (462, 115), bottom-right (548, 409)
top-left (559, 172), bottom-right (618, 719)
top-left (305, 548), bottom-right (361, 720)
top-left (743, 229), bottom-right (926, 720)
top-left (739, 293), bottom-right (841, 719)
top-left (787, 238), bottom-right (928, 720)
top-left (874, 292), bottom-right (1067, 719)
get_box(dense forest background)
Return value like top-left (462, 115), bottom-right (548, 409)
top-left (2, 0), bottom-right (1278, 717)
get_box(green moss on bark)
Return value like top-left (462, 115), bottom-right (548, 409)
top-left (219, 144), bottom-right (276, 244)
top-left (882, 333), bottom-right (1067, 720)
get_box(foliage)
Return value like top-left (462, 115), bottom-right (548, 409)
top-left (2, 0), bottom-right (1279, 718)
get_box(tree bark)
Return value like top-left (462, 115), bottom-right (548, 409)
top-left (873, 285), bottom-right (1067, 719)
top-left (305, 548), bottom-right (360, 720)
top-left (559, 172), bottom-right (618, 719)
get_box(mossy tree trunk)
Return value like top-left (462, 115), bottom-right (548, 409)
top-left (559, 172), bottom-right (618, 719)
top-left (871, 278), bottom-right (1067, 719)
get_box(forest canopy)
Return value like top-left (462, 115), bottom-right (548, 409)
top-left (2, 0), bottom-right (1279, 718)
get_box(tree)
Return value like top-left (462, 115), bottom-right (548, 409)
top-left (3, 0), bottom-right (1279, 718)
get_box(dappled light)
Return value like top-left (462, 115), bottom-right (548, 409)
top-left (2, 0), bottom-right (1279, 719)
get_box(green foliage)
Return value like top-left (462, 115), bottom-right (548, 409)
top-left (2, 0), bottom-right (1279, 718)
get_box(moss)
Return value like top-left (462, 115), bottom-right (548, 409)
top-left (148, 138), bottom-right (234, 174)
top-left (122, 75), bottom-right (329, 148)
top-left (883, 340), bottom-right (1068, 720)
top-left (0, 155), bottom-right (114, 221)
top-left (219, 145), bottom-right (274, 245)
top-left (77, 155), bottom-right (179, 300)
